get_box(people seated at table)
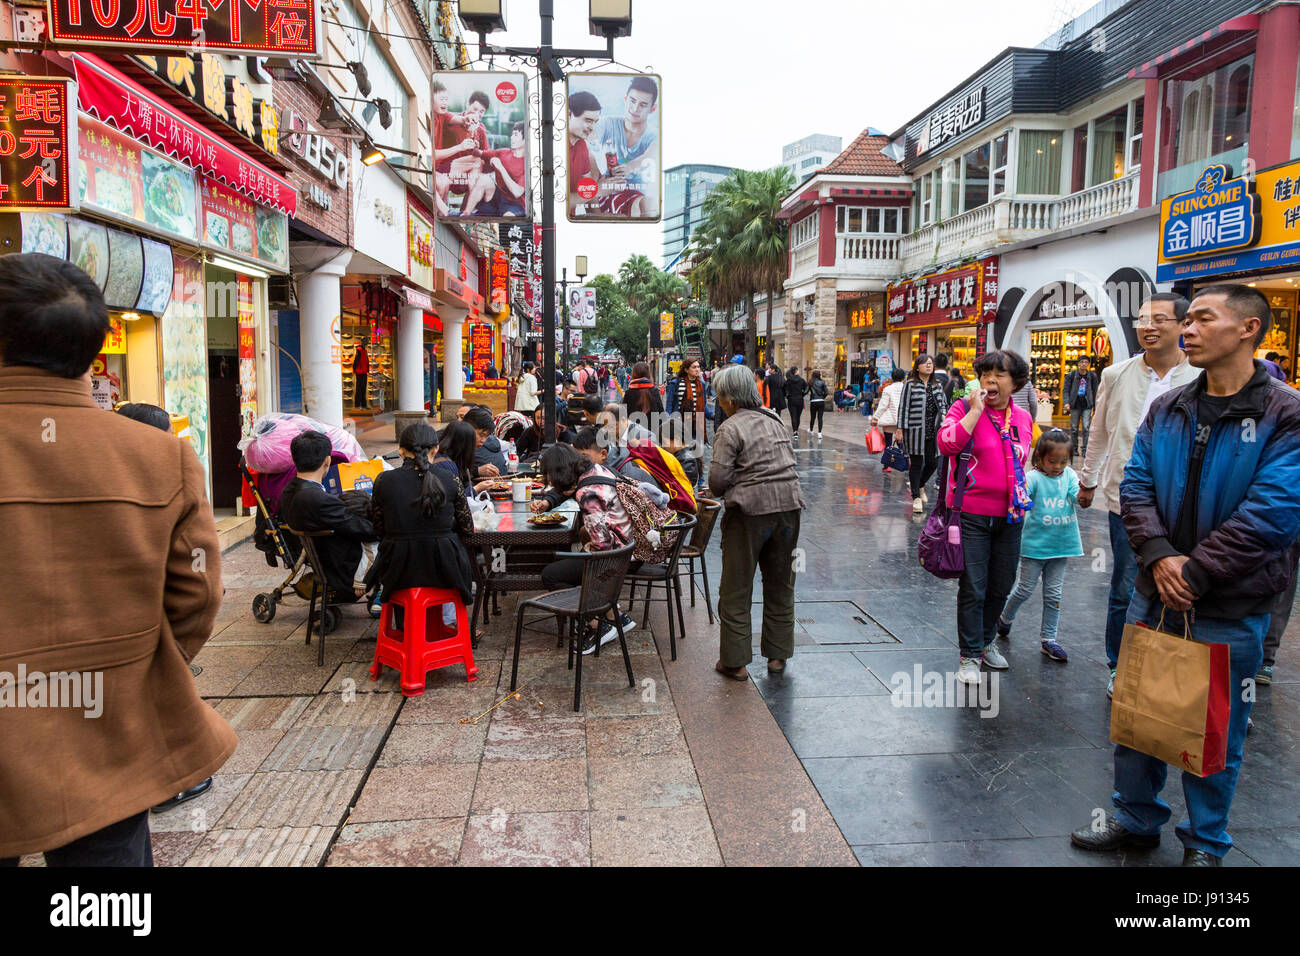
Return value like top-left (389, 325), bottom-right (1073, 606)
top-left (464, 404), bottom-right (507, 479)
top-left (516, 405), bottom-right (574, 462)
top-left (432, 420), bottom-right (498, 495)
top-left (280, 430), bottom-right (378, 599)
top-left (571, 427), bottom-right (667, 506)
top-left (370, 423), bottom-right (475, 633)
top-left (531, 443), bottom-right (640, 654)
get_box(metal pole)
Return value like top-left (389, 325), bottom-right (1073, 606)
top-left (540, 0), bottom-right (557, 444)
top-left (560, 266), bottom-right (570, 374)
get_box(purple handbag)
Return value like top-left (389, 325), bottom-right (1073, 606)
top-left (918, 402), bottom-right (973, 579)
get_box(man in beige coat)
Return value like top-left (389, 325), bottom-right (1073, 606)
top-left (1078, 292), bottom-right (1198, 699)
top-left (0, 253), bottom-right (235, 865)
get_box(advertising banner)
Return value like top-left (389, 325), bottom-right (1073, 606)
top-left (1156, 161), bottom-right (1300, 283)
top-left (567, 286), bottom-right (596, 328)
top-left (0, 77), bottom-right (75, 212)
top-left (887, 256), bottom-right (999, 330)
top-left (659, 311), bottom-right (674, 343)
top-left (498, 220), bottom-right (534, 277)
top-left (46, 0), bottom-right (320, 57)
top-left (408, 199), bottom-right (434, 290)
top-left (490, 248), bottom-right (509, 311)
top-left (78, 114), bottom-right (198, 242)
top-left (470, 322), bottom-right (494, 379)
top-left (237, 277), bottom-right (257, 438)
top-left (433, 71), bottom-right (530, 221)
top-left (565, 72), bottom-right (662, 223)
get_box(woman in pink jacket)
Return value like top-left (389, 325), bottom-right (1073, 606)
top-left (937, 350), bottom-right (1035, 686)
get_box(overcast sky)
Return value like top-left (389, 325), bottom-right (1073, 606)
top-left (467, 0), bottom-right (1097, 279)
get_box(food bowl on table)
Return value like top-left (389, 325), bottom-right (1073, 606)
top-left (527, 512), bottom-right (566, 526)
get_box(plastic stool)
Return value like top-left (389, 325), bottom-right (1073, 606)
top-left (370, 587), bottom-right (477, 696)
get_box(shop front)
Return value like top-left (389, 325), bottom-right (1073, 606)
top-left (393, 193), bottom-right (437, 436)
top-left (841, 292), bottom-right (884, 387)
top-left (886, 257), bottom-right (998, 379)
top-left (1158, 160), bottom-right (1300, 387)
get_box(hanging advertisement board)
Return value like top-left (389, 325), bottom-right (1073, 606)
top-left (433, 71), bottom-right (530, 222)
top-left (0, 77), bottom-right (75, 213)
top-left (565, 72), bottom-right (662, 223)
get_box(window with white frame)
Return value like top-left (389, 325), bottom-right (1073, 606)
top-left (836, 205), bottom-right (908, 234)
top-left (791, 213), bottom-right (818, 248)
top-left (920, 172), bottom-right (934, 225)
top-left (992, 132), bottom-right (1009, 196)
top-left (1068, 96), bottom-right (1146, 194)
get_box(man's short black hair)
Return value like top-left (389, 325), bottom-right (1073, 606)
top-left (581, 394), bottom-right (604, 415)
top-left (572, 427), bottom-right (602, 452)
top-left (1266, 351), bottom-right (1281, 361)
top-left (933, 353), bottom-right (949, 369)
top-left (468, 90), bottom-right (491, 110)
top-left (1076, 355), bottom-right (1090, 365)
top-left (1148, 291), bottom-right (1190, 321)
top-left (890, 367), bottom-right (905, 382)
top-left (568, 90), bottom-right (601, 117)
top-left (291, 430), bottom-right (333, 472)
top-left (1196, 283), bottom-right (1273, 346)
top-left (115, 403), bottom-right (171, 432)
top-left (628, 75), bottom-right (659, 105)
top-left (464, 405), bottom-right (495, 433)
top-left (0, 253), bottom-right (111, 378)
top-left (973, 349), bottom-right (1031, 391)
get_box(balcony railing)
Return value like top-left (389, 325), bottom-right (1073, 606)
top-left (791, 241), bottom-right (819, 275)
top-left (838, 235), bottom-right (900, 261)
top-left (899, 173), bottom-right (1139, 273)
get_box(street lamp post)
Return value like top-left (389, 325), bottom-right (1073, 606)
top-left (462, 1), bottom-right (631, 443)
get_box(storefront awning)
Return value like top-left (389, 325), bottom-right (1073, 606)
top-left (1126, 14), bottom-right (1259, 78)
top-left (828, 186), bottom-right (913, 199)
top-left (73, 54), bottom-right (297, 216)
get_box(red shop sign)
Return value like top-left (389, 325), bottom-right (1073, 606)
top-left (73, 54), bottom-right (296, 215)
top-left (490, 248), bottom-right (508, 309)
top-left (0, 77), bottom-right (74, 211)
top-left (887, 256), bottom-right (999, 329)
top-left (46, 0), bottom-right (319, 57)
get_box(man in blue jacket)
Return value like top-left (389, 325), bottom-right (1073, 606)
top-left (1071, 284), bottom-right (1300, 866)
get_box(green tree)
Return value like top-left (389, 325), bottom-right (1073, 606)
top-left (588, 273), bottom-right (646, 361)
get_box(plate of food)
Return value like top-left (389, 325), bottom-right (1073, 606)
top-left (527, 512), bottom-right (567, 526)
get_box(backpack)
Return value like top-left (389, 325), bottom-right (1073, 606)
top-left (577, 473), bottom-right (683, 564)
top-left (583, 368), bottom-right (598, 394)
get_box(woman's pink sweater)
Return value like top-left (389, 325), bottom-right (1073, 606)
top-left (937, 401), bottom-right (1033, 517)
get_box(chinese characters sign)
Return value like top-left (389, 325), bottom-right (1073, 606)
top-left (916, 87), bottom-right (983, 157)
top-left (490, 249), bottom-right (509, 311)
top-left (135, 54), bottom-right (279, 157)
top-left (498, 221), bottom-right (534, 277)
top-left (887, 256), bottom-right (999, 329)
top-left (407, 201), bottom-right (434, 290)
top-left (79, 114), bottom-right (198, 241)
top-left (237, 277), bottom-right (257, 439)
top-left (0, 78), bottom-right (73, 211)
top-left (47, 0), bottom-right (319, 57)
top-left (1155, 162), bottom-right (1300, 283)
top-left (469, 323), bottom-right (494, 379)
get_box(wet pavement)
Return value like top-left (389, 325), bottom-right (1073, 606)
top-left (739, 408), bottom-right (1300, 866)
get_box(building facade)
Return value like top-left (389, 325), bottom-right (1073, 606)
top-left (662, 164), bottom-right (734, 271)
top-left (782, 133), bottom-right (846, 184)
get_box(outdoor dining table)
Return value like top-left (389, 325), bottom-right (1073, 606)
top-left (462, 498), bottom-right (581, 643)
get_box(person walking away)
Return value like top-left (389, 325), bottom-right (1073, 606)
top-left (898, 354), bottom-right (948, 514)
top-left (996, 429), bottom-right (1080, 662)
top-left (1063, 356), bottom-right (1099, 458)
top-left (861, 367), bottom-right (881, 416)
top-left (808, 369), bottom-right (830, 437)
top-left (944, 367), bottom-right (966, 404)
top-left (1071, 284), bottom-right (1300, 867)
top-left (514, 361), bottom-right (540, 412)
top-left (1262, 351), bottom-right (1286, 380)
top-left (932, 353), bottom-right (951, 395)
top-left (1077, 293), bottom-right (1197, 698)
top-left (624, 361), bottom-right (663, 421)
top-left (0, 253), bottom-right (234, 866)
top-left (706, 365), bottom-right (805, 679)
top-left (767, 362), bottom-right (786, 423)
top-left (784, 366), bottom-right (807, 437)
top-left (937, 350), bottom-right (1035, 685)
top-left (370, 424), bottom-right (476, 636)
top-left (871, 367), bottom-right (906, 472)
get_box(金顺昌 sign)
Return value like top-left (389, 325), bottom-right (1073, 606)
top-left (1160, 165), bottom-right (1258, 263)
top-left (47, 0), bottom-right (318, 57)
top-left (0, 78), bottom-right (74, 211)
top-left (887, 257), bottom-right (999, 329)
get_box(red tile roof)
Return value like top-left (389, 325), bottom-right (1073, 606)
top-left (822, 130), bottom-right (904, 177)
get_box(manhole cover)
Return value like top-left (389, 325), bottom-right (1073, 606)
top-left (751, 600), bottom-right (898, 645)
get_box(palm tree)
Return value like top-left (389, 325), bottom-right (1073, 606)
top-left (688, 166), bottom-right (795, 366)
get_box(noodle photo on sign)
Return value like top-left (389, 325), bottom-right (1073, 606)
top-left (565, 72), bottom-right (662, 223)
top-left (432, 71), bottom-right (531, 222)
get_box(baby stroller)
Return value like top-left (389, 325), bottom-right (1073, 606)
top-left (241, 458), bottom-right (318, 627)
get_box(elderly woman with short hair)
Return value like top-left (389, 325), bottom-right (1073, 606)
top-left (706, 365), bottom-right (805, 679)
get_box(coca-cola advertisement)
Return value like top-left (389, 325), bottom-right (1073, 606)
top-left (432, 71), bottom-right (531, 222)
top-left (565, 72), bottom-right (662, 223)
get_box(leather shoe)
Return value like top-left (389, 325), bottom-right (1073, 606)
top-left (714, 660), bottom-right (749, 681)
top-left (1070, 815), bottom-right (1160, 851)
top-left (1182, 848), bottom-right (1221, 867)
top-left (767, 659), bottom-right (787, 673)
top-left (151, 777), bottom-right (213, 814)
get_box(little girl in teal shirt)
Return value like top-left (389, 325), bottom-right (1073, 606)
top-left (996, 429), bottom-right (1082, 661)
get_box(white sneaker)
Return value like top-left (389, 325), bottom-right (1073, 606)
top-left (920, 489), bottom-right (928, 504)
top-left (956, 658), bottom-right (981, 685)
top-left (581, 623), bottom-right (619, 656)
top-left (817, 431), bottom-right (823, 439)
top-left (982, 643), bottom-right (1009, 670)
top-left (912, 497), bottom-right (924, 514)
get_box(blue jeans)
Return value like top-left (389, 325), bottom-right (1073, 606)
top-left (1106, 510), bottom-right (1139, 668)
top-left (957, 513), bottom-right (1023, 658)
top-left (1000, 556), bottom-right (1067, 643)
top-left (1112, 590), bottom-right (1267, 858)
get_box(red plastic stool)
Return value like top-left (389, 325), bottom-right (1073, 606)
top-left (369, 588), bottom-right (477, 696)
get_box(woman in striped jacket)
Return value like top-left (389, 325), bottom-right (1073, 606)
top-left (897, 354), bottom-right (948, 514)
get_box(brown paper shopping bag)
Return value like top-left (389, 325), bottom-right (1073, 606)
top-left (1109, 611), bottom-right (1230, 778)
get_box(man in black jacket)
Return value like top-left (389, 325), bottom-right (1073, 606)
top-left (766, 363), bottom-right (786, 422)
top-left (1063, 356), bottom-right (1099, 458)
top-left (783, 366), bottom-right (807, 436)
top-left (280, 431), bottom-right (377, 596)
top-left (464, 405), bottom-right (507, 478)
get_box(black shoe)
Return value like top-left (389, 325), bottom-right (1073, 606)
top-left (151, 777), bottom-right (213, 814)
top-left (996, 616), bottom-right (1011, 639)
top-left (1069, 815), bottom-right (1160, 851)
top-left (1182, 848), bottom-right (1222, 867)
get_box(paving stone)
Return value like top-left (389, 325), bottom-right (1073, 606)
top-left (220, 728), bottom-right (288, 774)
top-left (257, 725), bottom-right (390, 772)
top-left (587, 754), bottom-right (703, 810)
top-left (291, 690), bottom-right (402, 729)
top-left (214, 695), bottom-right (313, 730)
top-left (590, 808), bottom-right (722, 866)
top-left (394, 662), bottom-right (504, 724)
top-left (484, 713), bottom-right (586, 761)
top-left (704, 769), bottom-right (858, 867)
top-left (349, 765), bottom-right (478, 822)
top-left (149, 773), bottom-right (251, 833)
top-left (373, 721), bottom-right (488, 767)
top-left (151, 830), bottom-right (207, 867)
top-left (186, 826), bottom-right (334, 867)
top-left (216, 770), bottom-right (363, 829)
top-left (471, 757), bottom-right (587, 813)
top-left (326, 818), bottom-right (465, 867)
top-left (457, 811), bottom-right (589, 867)
top-left (585, 714), bottom-right (688, 759)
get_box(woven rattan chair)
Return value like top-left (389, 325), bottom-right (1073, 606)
top-left (624, 513), bottom-right (697, 662)
top-left (677, 497), bottom-right (722, 625)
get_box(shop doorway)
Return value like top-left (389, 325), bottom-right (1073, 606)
top-left (208, 351), bottom-right (241, 509)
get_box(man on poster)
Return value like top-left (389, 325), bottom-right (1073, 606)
top-left (593, 75), bottom-right (659, 217)
top-left (463, 121), bottom-right (528, 218)
top-left (434, 85), bottom-right (491, 215)
top-left (566, 91), bottom-right (644, 218)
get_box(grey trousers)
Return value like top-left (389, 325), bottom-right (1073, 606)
top-left (717, 507), bottom-right (800, 667)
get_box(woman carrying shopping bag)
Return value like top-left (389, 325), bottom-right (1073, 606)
top-left (870, 368), bottom-right (906, 472)
top-left (899, 354), bottom-right (948, 513)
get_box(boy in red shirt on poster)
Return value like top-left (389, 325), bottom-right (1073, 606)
top-left (463, 122), bottom-right (527, 217)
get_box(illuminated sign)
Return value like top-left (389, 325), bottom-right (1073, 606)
top-left (0, 77), bottom-right (74, 212)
